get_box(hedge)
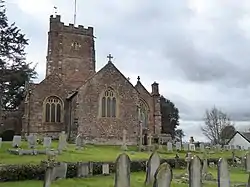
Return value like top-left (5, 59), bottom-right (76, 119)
top-left (0, 158), bottom-right (232, 182)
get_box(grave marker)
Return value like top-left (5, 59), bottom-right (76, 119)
top-left (114, 153), bottom-right (130, 187)
top-left (145, 152), bottom-right (161, 185)
top-left (153, 162), bottom-right (172, 187)
top-left (12, 135), bottom-right (21, 147)
top-left (218, 158), bottom-right (230, 187)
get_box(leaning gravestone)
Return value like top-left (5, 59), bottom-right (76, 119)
top-left (153, 162), bottom-right (172, 187)
top-left (43, 137), bottom-right (52, 149)
top-left (218, 158), bottom-right (230, 187)
top-left (43, 165), bottom-right (54, 187)
top-left (114, 153), bottom-right (131, 187)
top-left (145, 152), bottom-right (161, 185)
top-left (12, 135), bottom-right (21, 147)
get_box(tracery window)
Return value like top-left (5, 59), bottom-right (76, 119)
top-left (101, 88), bottom-right (117, 117)
top-left (44, 96), bottom-right (63, 123)
top-left (139, 100), bottom-right (149, 128)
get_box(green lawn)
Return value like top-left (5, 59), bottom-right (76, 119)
top-left (0, 141), bottom-right (246, 164)
top-left (0, 169), bottom-right (248, 187)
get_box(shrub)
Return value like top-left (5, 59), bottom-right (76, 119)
top-left (0, 157), bottom-right (230, 182)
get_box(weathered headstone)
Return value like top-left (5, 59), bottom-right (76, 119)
top-left (246, 152), bottom-right (250, 172)
top-left (75, 134), bottom-right (84, 150)
top-left (218, 158), bottom-right (230, 187)
top-left (189, 143), bottom-right (196, 151)
top-left (43, 166), bottom-right (54, 187)
top-left (189, 156), bottom-right (202, 187)
top-left (183, 143), bottom-right (189, 151)
top-left (77, 162), bottom-right (90, 178)
top-left (28, 134), bottom-right (37, 149)
top-left (202, 158), bottom-right (208, 175)
top-left (12, 135), bottom-right (21, 147)
top-left (102, 163), bottom-right (109, 175)
top-left (147, 134), bottom-right (153, 151)
top-left (43, 137), bottom-right (52, 148)
top-left (200, 143), bottom-right (205, 152)
top-left (58, 132), bottom-right (67, 151)
top-left (175, 142), bottom-right (181, 151)
top-left (167, 142), bottom-right (173, 152)
top-left (114, 153), bottom-right (131, 187)
top-left (145, 152), bottom-right (161, 185)
top-left (185, 152), bottom-right (192, 174)
top-left (51, 162), bottom-right (68, 181)
top-left (153, 162), bottom-right (172, 187)
top-left (121, 129), bottom-right (128, 151)
top-left (138, 122), bottom-right (143, 151)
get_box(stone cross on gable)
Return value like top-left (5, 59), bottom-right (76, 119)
top-left (107, 54), bottom-right (113, 62)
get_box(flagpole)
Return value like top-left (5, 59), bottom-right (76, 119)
top-left (74, 0), bottom-right (77, 26)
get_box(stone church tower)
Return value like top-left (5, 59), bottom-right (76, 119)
top-left (22, 15), bottom-right (162, 144)
top-left (22, 15), bottom-right (96, 137)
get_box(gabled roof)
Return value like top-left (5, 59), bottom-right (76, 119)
top-left (227, 131), bottom-right (250, 144)
top-left (135, 80), bottom-right (152, 97)
top-left (76, 61), bottom-right (140, 95)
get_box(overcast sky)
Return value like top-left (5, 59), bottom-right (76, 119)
top-left (5, 0), bottom-right (250, 141)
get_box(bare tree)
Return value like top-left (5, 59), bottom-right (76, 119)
top-left (201, 106), bottom-right (234, 145)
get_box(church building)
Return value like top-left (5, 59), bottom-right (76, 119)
top-left (22, 15), bottom-right (162, 144)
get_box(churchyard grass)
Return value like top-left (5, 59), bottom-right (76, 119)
top-left (0, 141), bottom-right (244, 164)
top-left (0, 169), bottom-right (248, 187)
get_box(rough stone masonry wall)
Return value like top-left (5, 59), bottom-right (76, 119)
top-left (76, 63), bottom-right (140, 145)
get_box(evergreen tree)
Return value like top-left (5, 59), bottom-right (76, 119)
top-left (160, 96), bottom-right (180, 137)
top-left (0, 0), bottom-right (37, 110)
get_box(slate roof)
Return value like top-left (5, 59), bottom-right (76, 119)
top-left (227, 131), bottom-right (250, 144)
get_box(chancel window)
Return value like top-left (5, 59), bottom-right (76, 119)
top-left (101, 88), bottom-right (117, 117)
top-left (44, 96), bottom-right (63, 123)
top-left (139, 100), bottom-right (149, 128)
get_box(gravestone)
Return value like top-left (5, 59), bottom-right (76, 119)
top-left (43, 166), bottom-right (54, 187)
top-left (43, 137), bottom-right (52, 148)
top-left (147, 134), bottom-right (153, 151)
top-left (189, 156), bottom-right (202, 187)
top-left (51, 162), bottom-right (68, 181)
top-left (183, 143), bottom-right (189, 151)
top-left (224, 145), bottom-right (230, 151)
top-left (200, 143), bottom-right (205, 152)
top-left (153, 162), bottom-right (172, 187)
top-left (114, 153), bottom-right (131, 187)
top-left (189, 144), bottom-right (196, 151)
top-left (185, 152), bottom-right (192, 174)
top-left (202, 158), bottom-right (208, 175)
top-left (77, 162), bottom-right (90, 178)
top-left (102, 163), bottom-right (109, 175)
top-left (76, 134), bottom-right (84, 150)
top-left (218, 158), bottom-right (230, 187)
top-left (121, 129), bottom-right (128, 151)
top-left (145, 152), bottom-right (161, 185)
top-left (12, 135), bottom-right (21, 147)
top-left (246, 152), bottom-right (250, 172)
top-left (175, 142), bottom-right (181, 151)
top-left (27, 134), bottom-right (37, 149)
top-left (0, 137), bottom-right (2, 148)
top-left (167, 142), bottom-right (173, 152)
top-left (58, 131), bottom-right (67, 151)
top-left (138, 123), bottom-right (143, 151)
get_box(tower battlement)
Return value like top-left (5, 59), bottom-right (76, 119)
top-left (49, 15), bottom-right (93, 36)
